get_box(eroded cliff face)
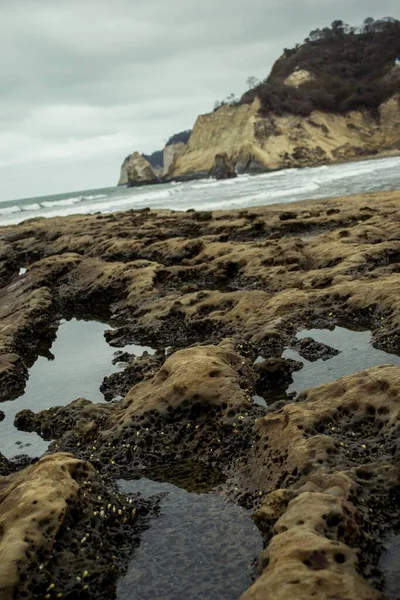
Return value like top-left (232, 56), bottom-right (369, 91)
top-left (118, 155), bottom-right (130, 185)
top-left (163, 141), bottom-right (187, 176)
top-left (169, 95), bottom-right (400, 179)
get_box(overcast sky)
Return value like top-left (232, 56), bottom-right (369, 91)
top-left (1, 0), bottom-right (399, 202)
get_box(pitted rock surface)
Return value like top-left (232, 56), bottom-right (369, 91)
top-left (0, 453), bottom-right (153, 600)
top-left (0, 190), bottom-right (400, 599)
top-left (16, 340), bottom-right (266, 472)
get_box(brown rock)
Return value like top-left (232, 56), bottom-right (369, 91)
top-left (237, 364), bottom-right (400, 495)
top-left (0, 190), bottom-right (399, 401)
top-left (0, 453), bottom-right (152, 600)
top-left (243, 472), bottom-right (381, 599)
top-left (15, 340), bottom-right (265, 471)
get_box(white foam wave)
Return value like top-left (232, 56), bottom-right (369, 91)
top-left (244, 182), bottom-right (320, 203)
top-left (0, 205), bottom-right (21, 215)
top-left (83, 194), bottom-right (108, 200)
top-left (41, 197), bottom-right (83, 208)
top-left (22, 203), bottom-right (41, 211)
top-left (1, 155), bottom-right (399, 226)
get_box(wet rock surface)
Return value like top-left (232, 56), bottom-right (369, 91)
top-left (100, 350), bottom-right (165, 401)
top-left (292, 336), bottom-right (340, 361)
top-left (0, 190), bottom-right (400, 598)
top-left (0, 453), bottom-right (155, 600)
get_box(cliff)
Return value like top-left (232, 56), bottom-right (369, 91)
top-left (119, 17), bottom-right (400, 183)
top-left (169, 94), bottom-right (400, 178)
top-left (167, 17), bottom-right (400, 179)
top-left (142, 150), bottom-right (164, 177)
top-left (118, 155), bottom-right (130, 185)
top-left (163, 141), bottom-right (187, 176)
top-left (162, 131), bottom-right (192, 176)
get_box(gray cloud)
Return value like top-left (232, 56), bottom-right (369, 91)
top-left (1, 0), bottom-right (399, 201)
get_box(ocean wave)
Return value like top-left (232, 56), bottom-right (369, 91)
top-left (242, 181), bottom-right (320, 203)
top-left (0, 205), bottom-right (21, 215)
top-left (1, 155), bottom-right (399, 226)
top-left (41, 197), bottom-right (83, 208)
top-left (83, 194), bottom-right (108, 200)
top-left (1, 193), bottom-right (111, 215)
top-left (21, 203), bottom-right (42, 211)
top-left (130, 189), bottom-right (171, 203)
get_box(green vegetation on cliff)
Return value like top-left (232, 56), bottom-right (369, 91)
top-left (142, 150), bottom-right (164, 169)
top-left (241, 17), bottom-right (400, 116)
top-left (165, 130), bottom-right (192, 146)
top-left (141, 130), bottom-right (192, 169)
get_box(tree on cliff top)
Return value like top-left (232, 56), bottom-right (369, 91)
top-left (240, 17), bottom-right (400, 116)
top-left (165, 130), bottom-right (192, 146)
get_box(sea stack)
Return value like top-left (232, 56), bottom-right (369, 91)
top-left (125, 152), bottom-right (159, 187)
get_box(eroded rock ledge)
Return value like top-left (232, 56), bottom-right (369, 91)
top-left (0, 189), bottom-right (399, 599)
top-left (0, 453), bottom-right (154, 600)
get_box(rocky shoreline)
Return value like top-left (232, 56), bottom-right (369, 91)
top-left (1, 189), bottom-right (400, 599)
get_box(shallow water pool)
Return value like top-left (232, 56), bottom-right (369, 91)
top-left (283, 326), bottom-right (400, 396)
top-left (117, 474), bottom-right (262, 600)
top-left (0, 318), bottom-right (154, 458)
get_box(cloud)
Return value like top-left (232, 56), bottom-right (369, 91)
top-left (0, 0), bottom-right (399, 200)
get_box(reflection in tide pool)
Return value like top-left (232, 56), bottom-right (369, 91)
top-left (284, 326), bottom-right (400, 395)
top-left (0, 318), bottom-right (154, 458)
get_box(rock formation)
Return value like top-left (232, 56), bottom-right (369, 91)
top-left (118, 151), bottom-right (163, 185)
top-left (0, 188), bottom-right (400, 598)
top-left (125, 152), bottom-right (159, 187)
top-left (117, 154), bottom-right (130, 185)
top-left (284, 68), bottom-right (314, 87)
top-left (0, 453), bottom-right (153, 600)
top-left (163, 130), bottom-right (192, 176)
top-left (118, 18), bottom-right (400, 183)
top-left (168, 95), bottom-right (400, 179)
top-left (163, 141), bottom-right (187, 176)
top-left (211, 152), bottom-right (237, 179)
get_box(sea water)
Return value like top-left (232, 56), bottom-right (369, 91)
top-left (0, 156), bottom-right (400, 225)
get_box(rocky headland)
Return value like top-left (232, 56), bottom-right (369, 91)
top-left (119, 17), bottom-right (400, 185)
top-left (0, 188), bottom-right (400, 598)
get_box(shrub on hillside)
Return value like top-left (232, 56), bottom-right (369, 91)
top-left (240, 17), bottom-right (400, 116)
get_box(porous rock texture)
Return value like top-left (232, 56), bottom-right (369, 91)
top-left (15, 340), bottom-right (265, 471)
top-left (236, 365), bottom-right (400, 599)
top-left (0, 189), bottom-right (400, 598)
top-left (0, 453), bottom-right (153, 600)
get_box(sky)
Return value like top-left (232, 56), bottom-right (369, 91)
top-left (1, 0), bottom-right (399, 202)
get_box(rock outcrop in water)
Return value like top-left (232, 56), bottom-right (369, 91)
top-left (118, 130), bottom-right (192, 184)
top-left (124, 152), bottom-right (159, 187)
top-left (0, 189), bottom-right (400, 598)
top-left (117, 154), bottom-right (130, 186)
top-left (118, 151), bottom-right (163, 185)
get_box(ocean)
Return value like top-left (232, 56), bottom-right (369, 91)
top-left (1, 155), bottom-right (400, 226)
